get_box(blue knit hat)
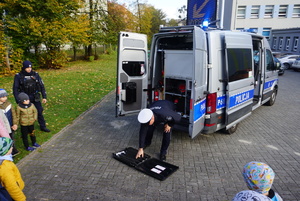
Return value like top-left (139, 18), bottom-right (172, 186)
top-left (0, 137), bottom-right (13, 156)
top-left (0, 89), bottom-right (8, 98)
top-left (22, 60), bottom-right (32, 70)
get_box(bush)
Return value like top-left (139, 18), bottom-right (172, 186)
top-left (89, 56), bottom-right (94, 62)
top-left (39, 50), bottom-right (68, 69)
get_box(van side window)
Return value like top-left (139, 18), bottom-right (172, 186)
top-left (266, 49), bottom-right (275, 71)
top-left (227, 48), bottom-right (252, 82)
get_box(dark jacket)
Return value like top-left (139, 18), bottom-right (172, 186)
top-left (13, 70), bottom-right (47, 103)
top-left (149, 100), bottom-right (181, 127)
top-left (139, 100), bottom-right (181, 148)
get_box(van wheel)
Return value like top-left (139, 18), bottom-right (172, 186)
top-left (223, 123), bottom-right (239, 134)
top-left (265, 88), bottom-right (277, 106)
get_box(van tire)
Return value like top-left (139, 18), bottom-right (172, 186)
top-left (265, 88), bottom-right (277, 106)
top-left (223, 123), bottom-right (239, 134)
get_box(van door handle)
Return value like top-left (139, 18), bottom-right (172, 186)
top-left (250, 82), bottom-right (254, 86)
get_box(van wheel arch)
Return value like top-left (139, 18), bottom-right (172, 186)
top-left (264, 88), bottom-right (277, 106)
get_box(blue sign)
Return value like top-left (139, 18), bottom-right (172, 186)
top-left (194, 98), bottom-right (206, 122)
top-left (187, 0), bottom-right (217, 25)
top-left (229, 89), bottom-right (254, 109)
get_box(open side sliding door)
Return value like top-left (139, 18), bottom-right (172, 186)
top-left (224, 32), bottom-right (255, 128)
top-left (116, 32), bottom-right (148, 116)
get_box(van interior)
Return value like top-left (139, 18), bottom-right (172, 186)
top-left (152, 34), bottom-right (193, 121)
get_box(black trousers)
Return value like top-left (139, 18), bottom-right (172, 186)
top-left (21, 125), bottom-right (36, 148)
top-left (145, 125), bottom-right (172, 156)
top-left (32, 101), bottom-right (46, 129)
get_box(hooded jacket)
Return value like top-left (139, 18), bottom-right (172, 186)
top-left (16, 103), bottom-right (38, 126)
top-left (0, 159), bottom-right (26, 201)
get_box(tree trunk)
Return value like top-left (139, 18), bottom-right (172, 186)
top-left (73, 46), bottom-right (77, 61)
top-left (87, 44), bottom-right (92, 57)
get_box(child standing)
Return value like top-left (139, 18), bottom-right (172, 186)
top-left (0, 88), bottom-right (20, 156)
top-left (0, 137), bottom-right (26, 201)
top-left (16, 92), bottom-right (40, 151)
top-left (242, 161), bottom-right (283, 201)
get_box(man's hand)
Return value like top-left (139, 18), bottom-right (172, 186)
top-left (136, 148), bottom-right (144, 159)
top-left (164, 124), bottom-right (171, 133)
top-left (42, 98), bottom-right (47, 104)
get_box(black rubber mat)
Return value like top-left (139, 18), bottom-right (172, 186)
top-left (113, 147), bottom-right (179, 181)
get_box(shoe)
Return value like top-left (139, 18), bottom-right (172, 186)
top-left (26, 147), bottom-right (35, 151)
top-left (12, 150), bottom-right (20, 157)
top-left (33, 143), bottom-right (41, 148)
top-left (160, 154), bottom-right (166, 161)
top-left (41, 127), bottom-right (50, 132)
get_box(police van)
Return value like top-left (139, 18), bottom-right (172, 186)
top-left (116, 25), bottom-right (279, 139)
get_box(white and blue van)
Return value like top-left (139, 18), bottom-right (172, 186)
top-left (116, 26), bottom-right (279, 139)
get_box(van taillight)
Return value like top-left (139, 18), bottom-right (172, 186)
top-left (154, 91), bottom-right (159, 101)
top-left (206, 93), bottom-right (217, 114)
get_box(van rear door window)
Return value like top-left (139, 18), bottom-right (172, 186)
top-left (122, 61), bottom-right (145, 76)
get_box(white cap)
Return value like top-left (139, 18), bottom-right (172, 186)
top-left (138, 109), bottom-right (153, 123)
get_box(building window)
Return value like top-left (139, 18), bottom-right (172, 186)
top-left (251, 5), bottom-right (260, 18)
top-left (272, 38), bottom-right (277, 49)
top-left (237, 6), bottom-right (246, 19)
top-left (292, 4), bottom-right (300, 17)
top-left (279, 5), bottom-right (288, 18)
top-left (286, 37), bottom-right (290, 51)
top-left (262, 28), bottom-right (271, 38)
top-left (293, 37), bottom-right (299, 51)
top-left (279, 37), bottom-right (283, 50)
top-left (264, 5), bottom-right (274, 18)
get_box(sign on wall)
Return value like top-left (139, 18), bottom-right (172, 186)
top-left (187, 0), bottom-right (217, 25)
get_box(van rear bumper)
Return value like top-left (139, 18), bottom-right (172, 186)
top-left (202, 113), bottom-right (222, 134)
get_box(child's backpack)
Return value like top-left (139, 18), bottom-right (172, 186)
top-left (0, 160), bottom-right (13, 201)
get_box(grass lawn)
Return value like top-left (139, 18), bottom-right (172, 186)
top-left (1, 53), bottom-right (117, 163)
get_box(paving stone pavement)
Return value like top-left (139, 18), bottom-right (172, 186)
top-left (17, 70), bottom-right (300, 201)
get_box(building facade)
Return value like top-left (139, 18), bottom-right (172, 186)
top-left (221, 0), bottom-right (300, 54)
top-left (269, 28), bottom-right (300, 55)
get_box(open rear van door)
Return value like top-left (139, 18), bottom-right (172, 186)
top-left (189, 27), bottom-right (207, 139)
top-left (116, 32), bottom-right (148, 116)
top-left (224, 32), bottom-right (255, 129)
